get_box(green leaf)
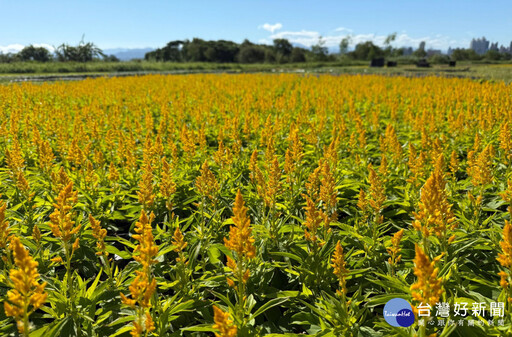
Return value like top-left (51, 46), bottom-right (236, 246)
top-left (250, 297), bottom-right (289, 320)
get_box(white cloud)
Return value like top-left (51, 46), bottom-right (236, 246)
top-left (0, 44), bottom-right (25, 54)
top-left (266, 29), bottom-right (466, 50)
top-left (0, 43), bottom-right (55, 54)
top-left (334, 27), bottom-right (353, 33)
top-left (259, 23), bottom-right (283, 33)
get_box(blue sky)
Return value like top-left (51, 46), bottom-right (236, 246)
top-left (1, 0), bottom-right (511, 53)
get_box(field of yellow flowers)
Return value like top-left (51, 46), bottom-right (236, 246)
top-left (1, 74), bottom-right (512, 336)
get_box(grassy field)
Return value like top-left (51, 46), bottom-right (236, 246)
top-left (2, 61), bottom-right (512, 83)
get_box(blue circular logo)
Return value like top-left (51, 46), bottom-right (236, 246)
top-left (384, 298), bottom-right (415, 327)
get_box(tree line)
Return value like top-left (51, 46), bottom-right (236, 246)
top-left (0, 40), bottom-right (118, 63)
top-left (3, 36), bottom-right (512, 64)
top-left (144, 38), bottom-right (316, 63)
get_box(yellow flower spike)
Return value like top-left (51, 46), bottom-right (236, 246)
top-left (0, 200), bottom-right (11, 250)
top-left (160, 158), bottom-right (176, 209)
top-left (132, 211), bottom-right (158, 274)
top-left (368, 164), bottom-right (385, 224)
top-left (108, 162), bottom-right (119, 182)
top-left (72, 238), bottom-right (80, 252)
top-left (263, 155), bottom-right (281, 208)
top-left (4, 236), bottom-right (47, 335)
top-left (121, 210), bottom-right (159, 336)
top-left (195, 161), bottom-right (219, 202)
top-left (357, 189), bottom-right (368, 215)
top-left (468, 143), bottom-right (494, 188)
top-left (212, 305), bottom-right (237, 337)
top-left (89, 215), bottom-right (108, 257)
top-left (32, 224), bottom-right (41, 245)
top-left (171, 226), bottom-right (187, 253)
top-left (331, 240), bottom-right (349, 295)
top-left (449, 150), bottom-right (459, 176)
top-left (137, 163), bottom-right (155, 209)
top-left (319, 159), bottom-right (337, 228)
top-left (303, 196), bottom-right (322, 245)
top-left (498, 220), bottom-right (512, 268)
top-left (249, 150), bottom-right (260, 184)
top-left (413, 155), bottom-right (457, 244)
top-left (145, 311), bottom-right (155, 333)
top-left (499, 271), bottom-right (509, 289)
top-left (410, 244), bottom-right (444, 309)
top-left (224, 190), bottom-right (256, 260)
top-left (387, 229), bottom-right (404, 267)
top-left (49, 182), bottom-right (79, 244)
top-left (130, 321), bottom-right (143, 337)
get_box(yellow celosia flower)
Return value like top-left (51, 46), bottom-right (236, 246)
top-left (319, 159), bottom-right (337, 228)
top-left (4, 236), bottom-right (47, 335)
top-left (498, 220), bottom-right (512, 268)
top-left (224, 190), bottom-right (256, 259)
top-left (160, 158), bottom-right (176, 199)
top-left (132, 211), bottom-right (158, 275)
top-left (121, 211), bottom-right (159, 336)
top-left (407, 144), bottom-right (427, 188)
top-left (108, 161), bottom-right (119, 182)
top-left (195, 161), bottom-right (219, 201)
top-left (499, 122), bottom-right (512, 164)
top-left (368, 164), bottom-right (385, 224)
top-left (412, 155), bottom-right (457, 243)
top-left (249, 150), bottom-right (260, 184)
top-left (387, 229), bottom-right (404, 274)
top-left (303, 196), bottom-right (323, 245)
top-left (137, 163), bottom-right (155, 209)
top-left (172, 226), bottom-right (188, 253)
top-left (49, 182), bottom-right (80, 244)
top-left (180, 125), bottom-right (197, 158)
top-left (467, 143), bottom-right (494, 188)
top-left (212, 305), bottom-right (237, 337)
top-left (262, 155), bottom-right (281, 208)
top-left (89, 215), bottom-right (108, 257)
top-left (32, 224), bottom-right (41, 245)
top-left (0, 200), bottom-right (10, 250)
top-left (331, 240), bottom-right (349, 295)
top-left (410, 244), bottom-right (443, 309)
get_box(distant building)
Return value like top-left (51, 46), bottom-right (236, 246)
top-left (426, 49), bottom-right (442, 57)
top-left (402, 47), bottom-right (413, 56)
top-left (470, 37), bottom-right (490, 55)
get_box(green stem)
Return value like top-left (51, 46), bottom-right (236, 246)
top-left (23, 296), bottom-right (30, 337)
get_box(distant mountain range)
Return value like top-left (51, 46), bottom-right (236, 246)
top-left (103, 48), bottom-right (154, 61)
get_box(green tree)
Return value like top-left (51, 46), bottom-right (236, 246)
top-left (339, 36), bottom-right (351, 55)
top-left (383, 33), bottom-right (397, 57)
top-left (238, 43), bottom-right (266, 63)
top-left (350, 41), bottom-right (383, 60)
top-left (19, 45), bottom-right (52, 62)
top-left (290, 47), bottom-right (307, 62)
top-left (413, 41), bottom-right (427, 58)
top-left (273, 38), bottom-right (293, 63)
top-left (55, 39), bottom-right (104, 62)
top-left (311, 36), bottom-right (328, 61)
top-left (450, 48), bottom-right (481, 61)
